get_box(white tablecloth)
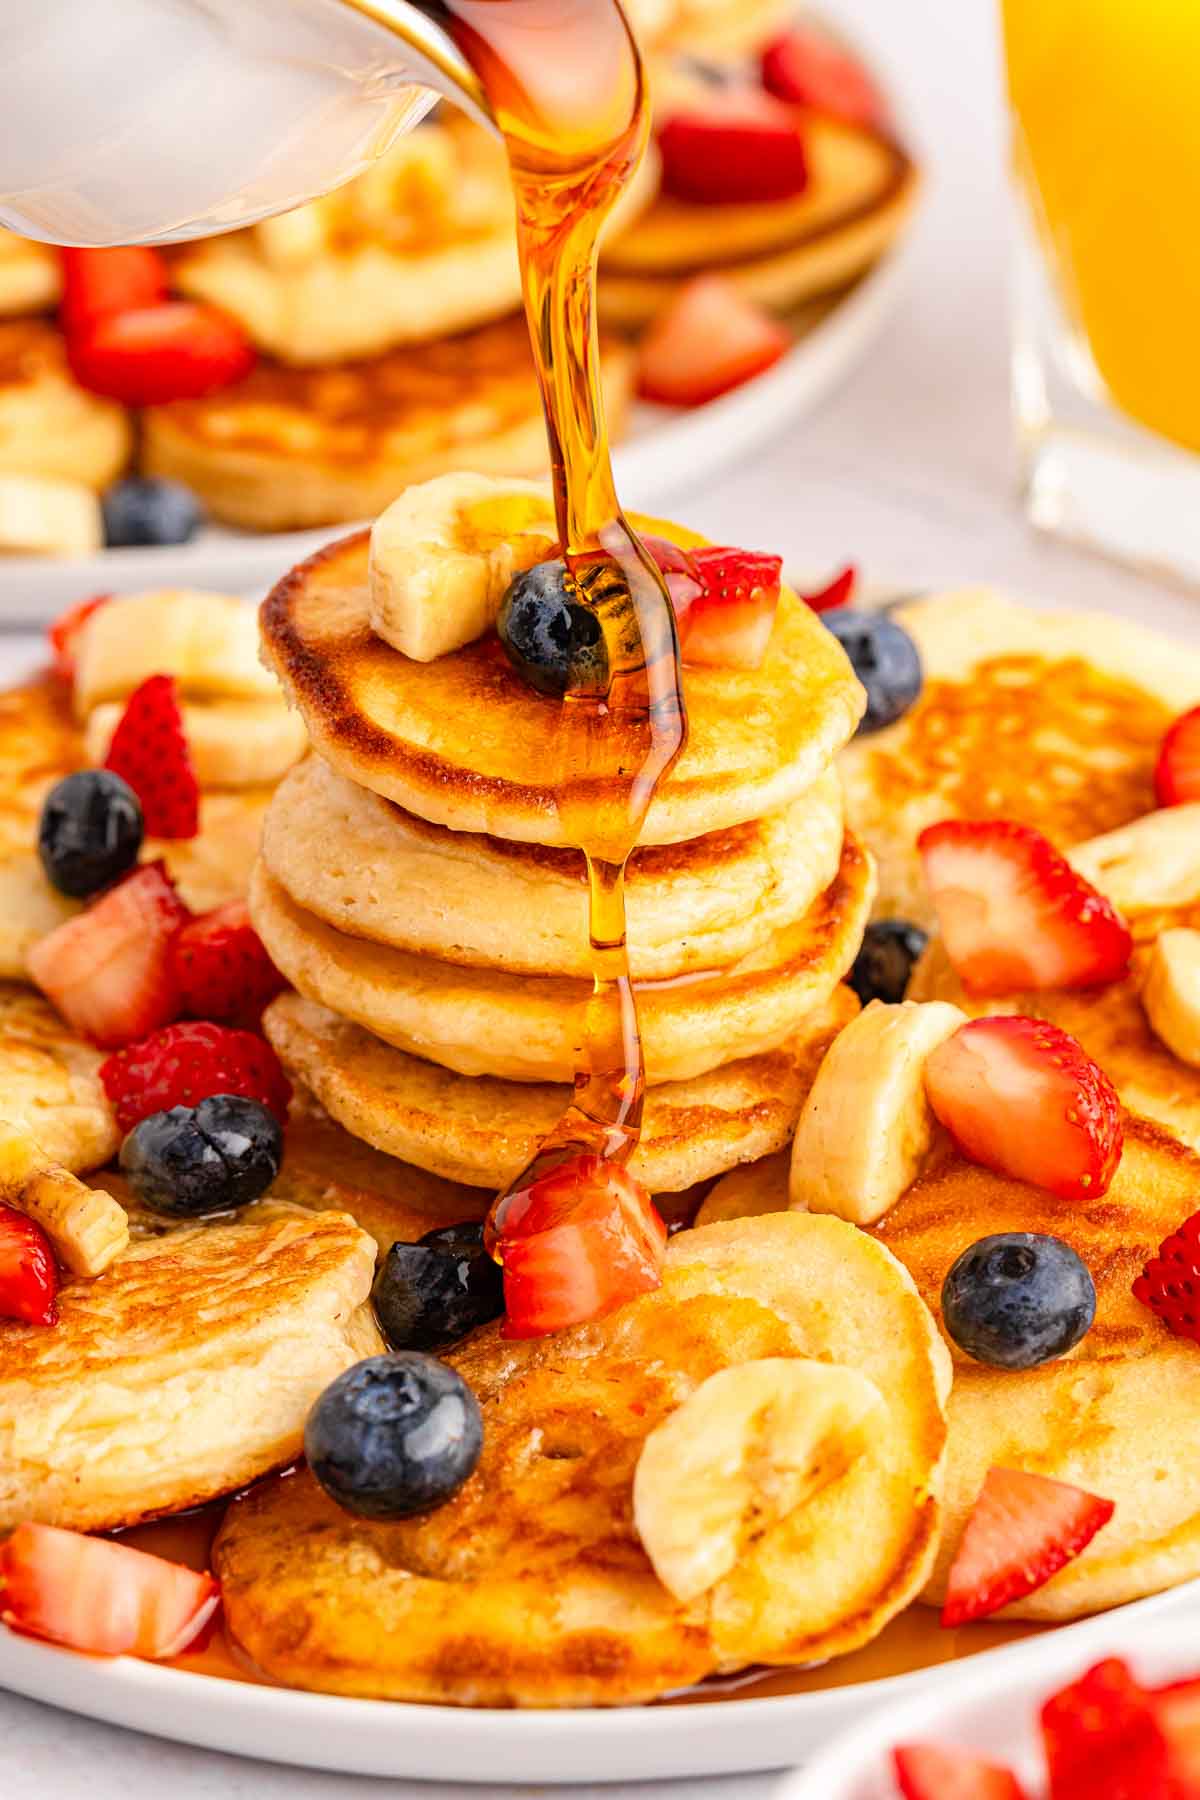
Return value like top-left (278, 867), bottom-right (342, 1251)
top-left (6, 1), bottom-right (1199, 1794)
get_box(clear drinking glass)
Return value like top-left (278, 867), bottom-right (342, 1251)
top-left (1001, 0), bottom-right (1200, 585)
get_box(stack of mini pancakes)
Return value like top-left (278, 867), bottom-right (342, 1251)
top-left (249, 481), bottom-right (874, 1205)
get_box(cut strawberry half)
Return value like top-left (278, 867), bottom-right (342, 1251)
top-left (47, 592), bottom-right (112, 685)
top-left (59, 246), bottom-right (169, 335)
top-left (659, 89), bottom-right (809, 206)
top-left (67, 300), bottom-right (255, 407)
top-left (893, 1742), bottom-right (1030, 1800)
top-left (104, 674), bottom-right (200, 840)
top-left (917, 820), bottom-right (1132, 994)
top-left (1155, 706), bottom-right (1200, 808)
top-left (640, 535), bottom-right (704, 615)
top-left (925, 1015), bottom-right (1124, 1202)
top-left (676, 547), bottom-right (783, 669)
top-left (801, 564), bottom-right (857, 613)
top-left (100, 1019), bottom-right (292, 1134)
top-left (0, 1522), bottom-right (218, 1660)
top-left (638, 275), bottom-right (790, 408)
top-left (1041, 1659), bottom-right (1171, 1800)
top-left (499, 1156), bottom-right (667, 1338)
top-left (1133, 1208), bottom-right (1200, 1343)
top-left (27, 861), bottom-right (188, 1049)
top-left (761, 27), bottom-right (887, 131)
top-left (172, 900), bottom-right (287, 1029)
top-left (0, 1204), bottom-right (58, 1327)
top-left (1152, 1675), bottom-right (1200, 1790)
top-left (942, 1467), bottom-right (1115, 1628)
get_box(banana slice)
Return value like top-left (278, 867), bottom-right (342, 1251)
top-left (1070, 806), bottom-right (1200, 911)
top-left (789, 1000), bottom-right (967, 1225)
top-left (0, 473), bottom-right (102, 558)
top-left (73, 590), bottom-right (278, 717)
top-left (85, 696), bottom-right (306, 790)
top-left (1142, 927), bottom-right (1200, 1067)
top-left (633, 1357), bottom-right (886, 1605)
top-left (0, 1117), bottom-right (128, 1276)
top-left (369, 473), bottom-right (555, 661)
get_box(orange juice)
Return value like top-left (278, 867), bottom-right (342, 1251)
top-left (1003, 0), bottom-right (1200, 452)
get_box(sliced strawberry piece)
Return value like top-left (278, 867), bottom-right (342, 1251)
top-left (67, 300), bottom-right (255, 407)
top-left (0, 1522), bottom-right (218, 1659)
top-left (893, 1742), bottom-right (1030, 1800)
top-left (0, 1205), bottom-right (58, 1327)
top-left (1133, 1208), bottom-right (1200, 1343)
top-left (1155, 706), bottom-right (1200, 808)
top-left (27, 861), bottom-right (188, 1050)
top-left (104, 674), bottom-right (199, 840)
top-left (761, 27), bottom-right (887, 131)
top-left (638, 275), bottom-right (790, 408)
top-left (59, 246), bottom-right (168, 334)
top-left (942, 1467), bottom-right (1114, 1628)
top-left (47, 592), bottom-right (111, 685)
top-left (499, 1156), bottom-right (666, 1338)
top-left (1152, 1675), bottom-right (1200, 1790)
top-left (917, 820), bottom-right (1132, 994)
top-left (676, 547), bottom-right (783, 669)
top-left (659, 89), bottom-right (809, 205)
top-left (925, 1016), bottom-right (1124, 1202)
top-left (802, 565), bottom-right (857, 613)
top-left (172, 900), bottom-right (287, 1029)
top-left (641, 535), bottom-right (704, 615)
top-left (100, 1019), bottom-right (292, 1134)
top-left (1041, 1659), bottom-right (1171, 1800)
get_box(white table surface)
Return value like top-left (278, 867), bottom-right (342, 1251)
top-left (7, 0), bottom-right (1200, 1794)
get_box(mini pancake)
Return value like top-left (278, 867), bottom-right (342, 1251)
top-left (250, 833), bottom-right (872, 1085)
top-left (261, 755), bottom-right (845, 980)
top-left (0, 984), bottom-right (117, 1174)
top-left (215, 1212), bottom-right (950, 1707)
top-left (0, 320), bottom-right (131, 490)
top-left (142, 318), bottom-right (635, 534)
top-left (262, 985), bottom-right (858, 1191)
top-left (259, 525), bottom-right (865, 848)
top-left (0, 1202), bottom-right (382, 1533)
top-left (0, 229), bottom-right (61, 318)
top-left (601, 117), bottom-right (917, 328)
top-left (840, 590), bottom-right (1200, 926)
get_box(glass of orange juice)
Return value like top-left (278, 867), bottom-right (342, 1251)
top-left (1002, 0), bottom-right (1200, 583)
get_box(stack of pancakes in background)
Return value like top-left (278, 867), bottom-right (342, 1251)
top-left (249, 485), bottom-right (874, 1205)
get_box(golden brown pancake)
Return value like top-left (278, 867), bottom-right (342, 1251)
top-left (0, 320), bottom-right (130, 490)
top-left (263, 985), bottom-right (858, 1192)
top-left (142, 318), bottom-right (635, 534)
top-left (260, 524), bottom-right (865, 847)
top-left (215, 1213), bottom-right (950, 1707)
top-left (0, 984), bottom-right (117, 1174)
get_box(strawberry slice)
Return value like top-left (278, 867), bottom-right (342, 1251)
top-left (104, 674), bottom-right (200, 840)
top-left (67, 300), bottom-right (254, 407)
top-left (638, 275), bottom-right (790, 408)
top-left (1041, 1660), bottom-right (1171, 1800)
top-left (676, 547), bottom-right (783, 669)
top-left (100, 1019), bottom-right (292, 1134)
top-left (942, 1467), bottom-right (1114, 1628)
top-left (47, 592), bottom-right (112, 684)
top-left (802, 565), bottom-right (857, 613)
top-left (59, 246), bottom-right (168, 335)
top-left (1155, 706), bottom-right (1200, 807)
top-left (761, 27), bottom-right (887, 131)
top-left (893, 1743), bottom-right (1030, 1800)
top-left (917, 820), bottom-right (1132, 994)
top-left (0, 1522), bottom-right (218, 1659)
top-left (640, 535), bottom-right (704, 615)
top-left (0, 1205), bottom-right (58, 1327)
top-left (499, 1156), bottom-right (667, 1338)
top-left (172, 900), bottom-right (287, 1029)
top-left (659, 90), bottom-right (809, 206)
top-left (27, 861), bottom-right (188, 1049)
top-left (925, 1016), bottom-right (1124, 1202)
top-left (1133, 1208), bottom-right (1200, 1343)
top-left (1152, 1675), bottom-right (1200, 1790)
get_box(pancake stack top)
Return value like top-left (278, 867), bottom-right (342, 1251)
top-left (252, 477), bottom-right (874, 1198)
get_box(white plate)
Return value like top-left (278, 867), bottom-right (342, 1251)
top-left (0, 238), bottom-right (915, 623)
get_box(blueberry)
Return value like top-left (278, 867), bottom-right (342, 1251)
top-left (850, 919), bottom-right (929, 1006)
top-left (38, 769), bottom-right (143, 898)
top-left (823, 609), bottom-right (923, 734)
top-left (101, 477), bottom-right (205, 548)
top-left (942, 1232), bottom-right (1096, 1370)
top-left (120, 1094), bottom-right (283, 1217)
top-left (497, 561), bottom-right (608, 696)
top-left (373, 1219), bottom-right (503, 1352)
top-left (306, 1352), bottom-right (483, 1520)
